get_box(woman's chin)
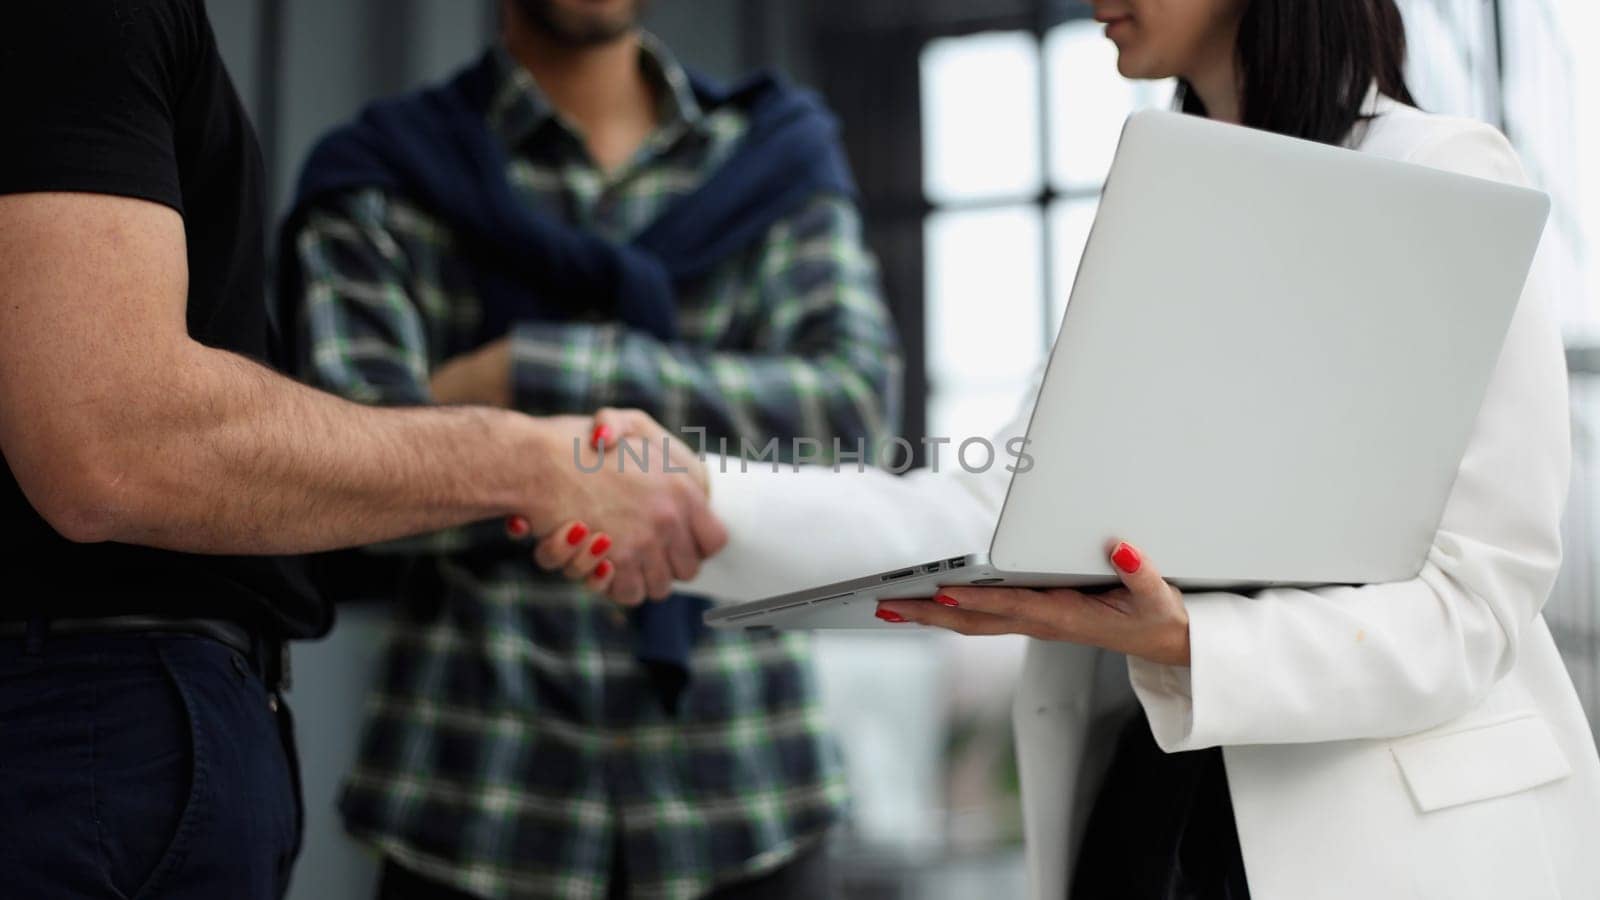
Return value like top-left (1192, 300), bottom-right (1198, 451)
top-left (1113, 54), bottom-right (1151, 80)
top-left (1113, 52), bottom-right (1175, 84)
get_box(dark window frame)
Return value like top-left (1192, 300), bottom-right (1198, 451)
top-left (811, 1), bottom-right (1099, 458)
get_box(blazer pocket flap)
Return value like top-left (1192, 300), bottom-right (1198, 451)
top-left (1392, 712), bottom-right (1572, 813)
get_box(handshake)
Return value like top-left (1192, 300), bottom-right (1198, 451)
top-left (510, 408), bottom-right (725, 607)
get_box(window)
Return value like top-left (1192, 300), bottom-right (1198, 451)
top-left (919, 23), bottom-right (1173, 442)
top-left (1397, 0), bottom-right (1499, 122)
top-left (1397, 0), bottom-right (1588, 332)
top-left (1495, 0), bottom-right (1589, 332)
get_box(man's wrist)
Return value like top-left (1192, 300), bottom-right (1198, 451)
top-left (488, 411), bottom-right (567, 529)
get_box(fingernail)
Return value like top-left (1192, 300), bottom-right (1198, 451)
top-left (590, 534), bottom-right (612, 556)
top-left (1111, 542), bottom-right (1142, 574)
top-left (506, 516), bottom-right (530, 539)
top-left (936, 594), bottom-right (959, 608)
top-left (590, 424), bottom-right (615, 450)
top-left (595, 560), bottom-right (613, 579)
top-left (565, 523), bottom-right (589, 546)
top-left (875, 609), bottom-right (907, 623)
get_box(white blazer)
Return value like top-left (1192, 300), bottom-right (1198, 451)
top-left (688, 96), bottom-right (1600, 900)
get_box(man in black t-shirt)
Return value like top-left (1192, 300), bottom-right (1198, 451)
top-left (0, 3), bottom-right (725, 898)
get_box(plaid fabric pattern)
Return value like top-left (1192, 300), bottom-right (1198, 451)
top-left (286, 38), bottom-right (901, 900)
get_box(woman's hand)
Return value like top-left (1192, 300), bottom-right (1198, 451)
top-left (518, 517), bottom-right (617, 596)
top-left (515, 409), bottom-right (716, 606)
top-left (875, 541), bottom-right (1193, 667)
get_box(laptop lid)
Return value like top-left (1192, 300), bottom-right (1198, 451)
top-left (988, 110), bottom-right (1549, 587)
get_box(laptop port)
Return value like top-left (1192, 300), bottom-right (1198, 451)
top-left (881, 568), bottom-right (915, 582)
top-left (946, 557), bottom-right (967, 569)
top-left (923, 562), bottom-right (943, 574)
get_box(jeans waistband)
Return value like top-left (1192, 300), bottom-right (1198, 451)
top-left (0, 615), bottom-right (290, 692)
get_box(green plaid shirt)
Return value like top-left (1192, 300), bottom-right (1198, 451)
top-left (285, 38), bottom-right (900, 900)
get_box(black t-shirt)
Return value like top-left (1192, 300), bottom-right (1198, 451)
top-left (0, 0), bottom-right (326, 638)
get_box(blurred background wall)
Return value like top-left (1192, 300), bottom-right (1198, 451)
top-left (202, 1), bottom-right (1600, 897)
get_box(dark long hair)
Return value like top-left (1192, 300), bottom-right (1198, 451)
top-left (1180, 0), bottom-right (1416, 145)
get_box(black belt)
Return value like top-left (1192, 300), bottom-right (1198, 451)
top-left (0, 615), bottom-right (291, 693)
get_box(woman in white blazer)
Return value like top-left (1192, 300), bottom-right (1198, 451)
top-left (537, 0), bottom-right (1600, 897)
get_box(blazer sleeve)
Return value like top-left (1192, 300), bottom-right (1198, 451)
top-left (1129, 122), bottom-right (1573, 750)
top-left (684, 380), bottom-right (1038, 603)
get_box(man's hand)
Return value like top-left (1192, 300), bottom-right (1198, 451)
top-left (432, 351), bottom-right (726, 604)
top-left (431, 337), bottom-right (512, 408)
top-left (520, 413), bottom-right (725, 607)
top-left (589, 408), bottom-right (710, 495)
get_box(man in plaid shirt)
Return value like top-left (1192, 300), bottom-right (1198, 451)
top-left (279, 1), bottom-right (900, 898)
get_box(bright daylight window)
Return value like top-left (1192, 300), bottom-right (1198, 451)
top-left (920, 24), bottom-right (1173, 443)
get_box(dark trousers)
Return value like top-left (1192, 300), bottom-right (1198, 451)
top-left (1071, 713), bottom-right (1250, 900)
top-left (0, 630), bottom-right (302, 900)
top-left (377, 841), bottom-right (832, 900)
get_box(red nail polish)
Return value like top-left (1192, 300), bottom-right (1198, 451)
top-left (936, 594), bottom-right (959, 608)
top-left (590, 424), bottom-right (615, 450)
top-left (595, 560), bottom-right (613, 579)
top-left (875, 609), bottom-right (907, 623)
top-left (590, 534), bottom-right (612, 556)
top-left (1111, 542), bottom-right (1142, 574)
top-left (506, 516), bottom-right (530, 538)
top-left (566, 523), bottom-right (589, 546)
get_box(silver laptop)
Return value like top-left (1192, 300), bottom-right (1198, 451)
top-left (707, 109), bottom-right (1550, 630)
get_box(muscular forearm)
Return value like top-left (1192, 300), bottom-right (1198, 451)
top-left (58, 342), bottom-right (567, 555)
top-left (2, 192), bottom-right (715, 580)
